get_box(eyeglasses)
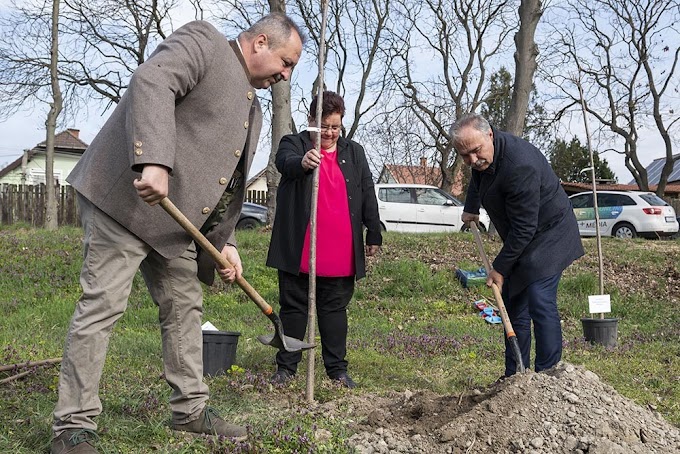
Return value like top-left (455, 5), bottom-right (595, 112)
top-left (320, 124), bottom-right (342, 133)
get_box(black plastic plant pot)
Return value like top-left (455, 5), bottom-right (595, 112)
top-left (202, 330), bottom-right (240, 376)
top-left (581, 318), bottom-right (618, 348)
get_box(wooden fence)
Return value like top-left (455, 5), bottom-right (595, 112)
top-left (246, 189), bottom-right (267, 206)
top-left (0, 183), bottom-right (269, 227)
top-left (0, 183), bottom-right (80, 227)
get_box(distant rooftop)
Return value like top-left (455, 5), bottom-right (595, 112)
top-left (628, 153), bottom-right (680, 185)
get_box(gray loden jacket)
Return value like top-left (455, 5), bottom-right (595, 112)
top-left (67, 21), bottom-right (262, 285)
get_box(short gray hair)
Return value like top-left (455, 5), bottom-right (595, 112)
top-left (241, 13), bottom-right (306, 49)
top-left (449, 113), bottom-right (491, 145)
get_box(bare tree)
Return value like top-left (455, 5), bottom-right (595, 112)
top-left (506, 0), bottom-right (543, 136)
top-left (293, 0), bottom-right (398, 141)
top-left (0, 1), bottom-right (80, 120)
top-left (543, 0), bottom-right (680, 195)
top-left (45, 0), bottom-right (63, 230)
top-left (267, 0), bottom-right (293, 223)
top-left (388, 0), bottom-right (516, 191)
top-left (0, 0), bottom-right (178, 121)
top-left (213, 0), bottom-right (397, 214)
top-left (58, 0), bottom-right (177, 106)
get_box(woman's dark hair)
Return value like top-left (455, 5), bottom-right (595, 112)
top-left (309, 91), bottom-right (345, 119)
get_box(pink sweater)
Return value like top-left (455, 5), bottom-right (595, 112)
top-left (300, 149), bottom-right (355, 276)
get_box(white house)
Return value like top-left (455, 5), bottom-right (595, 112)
top-left (246, 167), bottom-right (267, 204)
top-left (0, 128), bottom-right (88, 186)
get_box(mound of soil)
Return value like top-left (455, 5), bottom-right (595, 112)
top-left (318, 362), bottom-right (680, 453)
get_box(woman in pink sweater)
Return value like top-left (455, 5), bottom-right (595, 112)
top-left (266, 91), bottom-right (382, 388)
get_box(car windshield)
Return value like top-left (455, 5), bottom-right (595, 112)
top-left (639, 193), bottom-right (668, 207)
top-left (433, 188), bottom-right (463, 206)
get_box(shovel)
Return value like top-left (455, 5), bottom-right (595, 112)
top-left (159, 197), bottom-right (314, 353)
top-left (469, 221), bottom-right (526, 373)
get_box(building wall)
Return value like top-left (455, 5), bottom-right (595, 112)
top-left (0, 153), bottom-right (81, 186)
top-left (247, 175), bottom-right (267, 193)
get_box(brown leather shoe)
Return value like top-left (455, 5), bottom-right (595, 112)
top-left (172, 407), bottom-right (247, 441)
top-left (50, 429), bottom-right (98, 454)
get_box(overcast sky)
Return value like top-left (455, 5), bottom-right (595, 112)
top-left (0, 0), bottom-right (674, 184)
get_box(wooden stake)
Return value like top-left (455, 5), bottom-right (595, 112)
top-left (306, 0), bottom-right (330, 404)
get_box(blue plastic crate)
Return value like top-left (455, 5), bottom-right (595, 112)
top-left (456, 267), bottom-right (488, 288)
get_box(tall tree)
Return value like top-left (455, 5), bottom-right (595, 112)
top-left (292, 0), bottom-right (397, 141)
top-left (481, 67), bottom-right (513, 132)
top-left (544, 0), bottom-right (680, 196)
top-left (45, 0), bottom-right (63, 230)
top-left (389, 0), bottom-right (516, 191)
top-left (266, 0), bottom-right (293, 224)
top-left (0, 0), bottom-right (177, 120)
top-left (506, 0), bottom-right (543, 136)
top-left (547, 137), bottom-right (616, 183)
top-left (481, 66), bottom-right (552, 149)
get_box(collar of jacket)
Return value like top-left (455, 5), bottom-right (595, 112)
top-left (229, 40), bottom-right (255, 88)
top-left (481, 125), bottom-right (504, 176)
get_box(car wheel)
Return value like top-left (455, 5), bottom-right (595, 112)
top-left (613, 222), bottom-right (637, 239)
top-left (236, 218), bottom-right (261, 230)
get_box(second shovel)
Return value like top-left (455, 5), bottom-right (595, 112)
top-left (470, 221), bottom-right (526, 373)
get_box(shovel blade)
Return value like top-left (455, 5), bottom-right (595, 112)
top-left (258, 311), bottom-right (315, 352)
top-left (257, 333), bottom-right (315, 352)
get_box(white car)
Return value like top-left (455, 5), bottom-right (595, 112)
top-left (374, 184), bottom-right (491, 233)
top-left (569, 190), bottom-right (679, 238)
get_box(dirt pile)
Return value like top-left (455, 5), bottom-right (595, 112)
top-left (323, 362), bottom-right (680, 453)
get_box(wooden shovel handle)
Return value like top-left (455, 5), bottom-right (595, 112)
top-left (469, 221), bottom-right (516, 338)
top-left (159, 198), bottom-right (272, 315)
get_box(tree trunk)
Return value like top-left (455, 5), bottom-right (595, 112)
top-left (506, 0), bottom-right (542, 136)
top-left (266, 0), bottom-right (293, 225)
top-left (45, 0), bottom-right (63, 230)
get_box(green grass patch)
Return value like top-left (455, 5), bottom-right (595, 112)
top-left (0, 228), bottom-right (678, 453)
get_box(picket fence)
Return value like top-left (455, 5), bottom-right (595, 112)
top-left (0, 183), bottom-right (269, 227)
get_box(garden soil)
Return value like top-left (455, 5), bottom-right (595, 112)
top-left (314, 362), bottom-right (680, 453)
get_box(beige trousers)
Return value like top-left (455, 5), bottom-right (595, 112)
top-left (53, 194), bottom-right (209, 435)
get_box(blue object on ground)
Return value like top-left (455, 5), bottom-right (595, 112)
top-left (456, 267), bottom-right (488, 288)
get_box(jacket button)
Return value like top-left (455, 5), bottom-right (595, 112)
top-left (244, 121), bottom-right (249, 128)
top-left (345, 178), bottom-right (349, 182)
top-left (134, 149), bottom-right (143, 156)
top-left (134, 140), bottom-right (142, 147)
top-left (202, 207), bottom-right (210, 214)
top-left (234, 149), bottom-right (242, 157)
top-left (247, 91), bottom-right (254, 100)
top-left (219, 177), bottom-right (228, 185)
top-left (341, 159), bottom-right (346, 164)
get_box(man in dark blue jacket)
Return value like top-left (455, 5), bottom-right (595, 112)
top-left (451, 113), bottom-right (584, 377)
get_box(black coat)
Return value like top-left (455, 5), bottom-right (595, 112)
top-left (463, 128), bottom-right (584, 296)
top-left (266, 131), bottom-right (382, 280)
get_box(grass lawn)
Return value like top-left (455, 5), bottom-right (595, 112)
top-left (0, 225), bottom-right (678, 452)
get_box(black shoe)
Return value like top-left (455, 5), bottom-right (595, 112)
top-left (270, 368), bottom-right (294, 385)
top-left (332, 372), bottom-right (356, 389)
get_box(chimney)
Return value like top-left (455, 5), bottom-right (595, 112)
top-left (420, 157), bottom-right (427, 167)
top-left (67, 128), bottom-right (80, 139)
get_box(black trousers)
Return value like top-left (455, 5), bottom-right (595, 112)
top-left (275, 270), bottom-right (355, 378)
